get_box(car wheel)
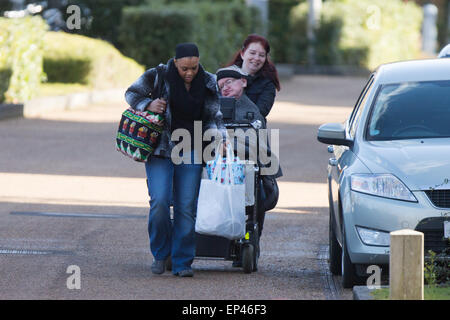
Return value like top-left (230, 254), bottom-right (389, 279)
top-left (341, 226), bottom-right (357, 288)
top-left (329, 210), bottom-right (342, 275)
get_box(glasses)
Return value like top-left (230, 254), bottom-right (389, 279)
top-left (218, 78), bottom-right (239, 91)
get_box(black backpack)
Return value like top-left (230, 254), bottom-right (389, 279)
top-left (259, 175), bottom-right (279, 213)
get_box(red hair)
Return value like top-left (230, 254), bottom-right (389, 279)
top-left (226, 34), bottom-right (280, 91)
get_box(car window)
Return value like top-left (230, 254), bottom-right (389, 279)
top-left (367, 80), bottom-right (450, 140)
top-left (349, 77), bottom-right (375, 138)
top-left (347, 74), bottom-right (375, 136)
top-left (349, 74), bottom-right (374, 123)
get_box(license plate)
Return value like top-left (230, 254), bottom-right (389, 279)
top-left (445, 221), bottom-right (450, 239)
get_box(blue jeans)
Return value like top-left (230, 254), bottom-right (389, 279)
top-left (145, 152), bottom-right (203, 274)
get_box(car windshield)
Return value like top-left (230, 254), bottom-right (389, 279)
top-left (367, 80), bottom-right (450, 140)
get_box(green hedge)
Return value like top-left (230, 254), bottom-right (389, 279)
top-left (118, 1), bottom-right (262, 72)
top-left (268, 0), bottom-right (304, 64)
top-left (289, 0), bottom-right (423, 70)
top-left (66, 0), bottom-right (146, 47)
top-left (425, 248), bottom-right (450, 286)
top-left (0, 68), bottom-right (12, 103)
top-left (118, 7), bottom-right (194, 70)
top-left (43, 32), bottom-right (145, 89)
top-left (0, 16), bottom-right (47, 103)
top-left (44, 58), bottom-right (91, 84)
top-left (0, 1), bottom-right (11, 13)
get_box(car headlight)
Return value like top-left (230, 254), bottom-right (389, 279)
top-left (356, 226), bottom-right (390, 246)
top-left (350, 174), bottom-right (417, 202)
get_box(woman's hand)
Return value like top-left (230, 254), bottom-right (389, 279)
top-left (222, 143), bottom-right (227, 156)
top-left (147, 98), bottom-right (166, 114)
top-left (222, 140), bottom-right (232, 156)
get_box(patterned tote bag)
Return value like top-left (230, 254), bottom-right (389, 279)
top-left (116, 65), bottom-right (165, 162)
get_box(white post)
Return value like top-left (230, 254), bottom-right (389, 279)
top-left (307, 0), bottom-right (322, 66)
top-left (389, 229), bottom-right (424, 300)
top-left (422, 4), bottom-right (438, 55)
top-left (246, 0), bottom-right (269, 37)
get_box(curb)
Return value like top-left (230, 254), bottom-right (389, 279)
top-left (353, 286), bottom-right (375, 300)
top-left (353, 285), bottom-right (389, 300)
top-left (0, 103), bottom-right (24, 120)
top-left (0, 87), bottom-right (127, 121)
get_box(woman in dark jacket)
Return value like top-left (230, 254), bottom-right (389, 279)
top-left (125, 43), bottom-right (225, 277)
top-left (226, 35), bottom-right (283, 244)
top-left (226, 34), bottom-right (281, 122)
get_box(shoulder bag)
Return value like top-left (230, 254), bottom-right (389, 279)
top-left (116, 65), bottom-right (165, 162)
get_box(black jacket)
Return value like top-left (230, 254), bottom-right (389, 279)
top-left (245, 72), bottom-right (276, 120)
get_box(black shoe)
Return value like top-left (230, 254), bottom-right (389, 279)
top-left (175, 269), bottom-right (194, 277)
top-left (151, 260), bottom-right (166, 275)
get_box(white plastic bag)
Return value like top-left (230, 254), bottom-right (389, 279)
top-left (195, 143), bottom-right (246, 240)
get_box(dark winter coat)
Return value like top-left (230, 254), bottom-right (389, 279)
top-left (233, 94), bottom-right (266, 126)
top-left (245, 71), bottom-right (277, 121)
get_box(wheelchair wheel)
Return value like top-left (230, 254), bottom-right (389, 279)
top-left (252, 230), bottom-right (259, 272)
top-left (242, 244), bottom-right (254, 274)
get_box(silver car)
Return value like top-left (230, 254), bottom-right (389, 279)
top-left (438, 44), bottom-right (450, 58)
top-left (317, 58), bottom-right (450, 288)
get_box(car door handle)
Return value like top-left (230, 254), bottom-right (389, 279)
top-left (329, 158), bottom-right (338, 166)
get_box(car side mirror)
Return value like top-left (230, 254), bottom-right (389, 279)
top-left (317, 123), bottom-right (353, 147)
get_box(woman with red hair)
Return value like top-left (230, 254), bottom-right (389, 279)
top-left (226, 34), bottom-right (281, 122)
top-left (225, 35), bottom-right (282, 267)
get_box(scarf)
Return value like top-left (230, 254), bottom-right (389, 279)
top-left (167, 58), bottom-right (206, 134)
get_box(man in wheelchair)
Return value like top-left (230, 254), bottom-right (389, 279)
top-left (216, 65), bottom-right (267, 127)
top-left (215, 65), bottom-right (282, 244)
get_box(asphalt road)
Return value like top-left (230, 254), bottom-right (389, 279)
top-left (0, 74), bottom-right (368, 300)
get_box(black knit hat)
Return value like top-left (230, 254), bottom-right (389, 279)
top-left (216, 65), bottom-right (248, 82)
top-left (175, 42), bottom-right (200, 59)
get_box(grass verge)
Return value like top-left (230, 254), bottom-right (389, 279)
top-left (371, 285), bottom-right (450, 300)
